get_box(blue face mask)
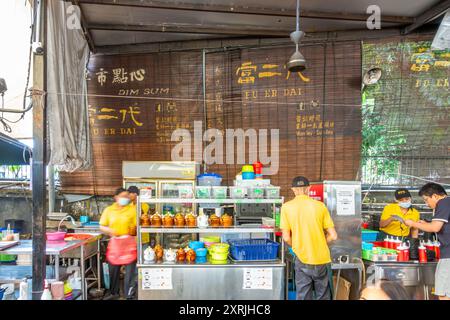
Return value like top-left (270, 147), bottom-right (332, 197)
top-left (399, 201), bottom-right (411, 209)
top-left (118, 197), bottom-right (130, 206)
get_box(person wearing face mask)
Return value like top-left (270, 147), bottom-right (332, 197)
top-left (100, 187), bottom-right (137, 300)
top-left (378, 188), bottom-right (419, 240)
top-left (405, 183), bottom-right (450, 300)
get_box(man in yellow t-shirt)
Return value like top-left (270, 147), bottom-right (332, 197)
top-left (379, 188), bottom-right (419, 239)
top-left (280, 176), bottom-right (337, 300)
top-left (100, 187), bottom-right (137, 300)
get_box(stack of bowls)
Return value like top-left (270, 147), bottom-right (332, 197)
top-left (189, 241), bottom-right (204, 251)
top-left (208, 243), bottom-right (230, 263)
top-left (195, 248), bottom-right (208, 263)
top-left (242, 165), bottom-right (255, 180)
top-left (201, 236), bottom-right (221, 248)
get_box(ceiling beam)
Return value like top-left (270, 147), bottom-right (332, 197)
top-left (94, 27), bottom-right (438, 56)
top-left (76, 0), bottom-right (414, 23)
top-left (89, 23), bottom-right (291, 37)
top-left (402, 0), bottom-right (450, 34)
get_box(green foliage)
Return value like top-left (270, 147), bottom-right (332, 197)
top-left (361, 40), bottom-right (449, 184)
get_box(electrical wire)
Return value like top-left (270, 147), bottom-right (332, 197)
top-left (352, 257), bottom-right (366, 287)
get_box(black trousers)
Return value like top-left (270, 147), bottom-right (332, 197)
top-left (109, 262), bottom-right (136, 298)
top-left (294, 257), bottom-right (331, 300)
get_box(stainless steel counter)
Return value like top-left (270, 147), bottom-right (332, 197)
top-left (364, 260), bottom-right (438, 300)
top-left (138, 260), bottom-right (284, 268)
top-left (2, 239), bottom-right (83, 255)
top-left (138, 264), bottom-right (285, 300)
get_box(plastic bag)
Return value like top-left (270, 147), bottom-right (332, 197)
top-left (106, 235), bottom-right (137, 265)
top-left (68, 271), bottom-right (82, 290)
top-left (102, 262), bottom-right (110, 289)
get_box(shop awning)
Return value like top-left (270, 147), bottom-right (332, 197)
top-left (0, 132), bottom-right (32, 165)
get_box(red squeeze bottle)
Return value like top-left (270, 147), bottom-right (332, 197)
top-left (404, 242), bottom-right (410, 261)
top-left (434, 241), bottom-right (441, 260)
top-left (386, 236), bottom-right (393, 249)
top-left (425, 240), bottom-right (434, 252)
top-left (384, 235), bottom-right (390, 249)
top-left (397, 243), bottom-right (405, 262)
top-left (418, 243), bottom-right (427, 263)
top-left (393, 237), bottom-right (402, 250)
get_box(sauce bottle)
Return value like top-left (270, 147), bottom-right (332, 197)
top-left (425, 239), bottom-right (434, 252)
top-left (384, 235), bottom-right (390, 248)
top-left (397, 242), bottom-right (410, 262)
top-left (397, 243), bottom-right (405, 262)
top-left (418, 242), bottom-right (427, 263)
top-left (433, 240), bottom-right (441, 260)
top-left (386, 236), bottom-right (393, 249)
top-left (393, 237), bottom-right (402, 250)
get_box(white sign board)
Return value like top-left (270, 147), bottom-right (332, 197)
top-left (141, 268), bottom-right (173, 290)
top-left (335, 186), bottom-right (356, 216)
top-left (242, 268), bottom-right (273, 290)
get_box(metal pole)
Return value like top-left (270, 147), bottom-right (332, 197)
top-left (202, 49), bottom-right (207, 173)
top-left (31, 0), bottom-right (47, 300)
top-left (48, 164), bottom-right (55, 213)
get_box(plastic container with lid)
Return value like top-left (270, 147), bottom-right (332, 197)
top-left (248, 187), bottom-right (265, 199)
top-left (265, 186), bottom-right (280, 199)
top-left (386, 254), bottom-right (398, 262)
top-left (195, 186), bottom-right (211, 199)
top-left (178, 186), bottom-right (194, 199)
top-left (211, 186), bottom-right (228, 199)
top-left (230, 186), bottom-right (247, 199)
top-left (197, 173), bottom-right (222, 186)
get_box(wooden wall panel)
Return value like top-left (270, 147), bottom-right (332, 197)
top-left (60, 42), bottom-right (362, 197)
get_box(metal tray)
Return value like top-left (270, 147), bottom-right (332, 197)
top-left (228, 254), bottom-right (279, 264)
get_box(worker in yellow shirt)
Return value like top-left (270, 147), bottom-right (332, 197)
top-left (281, 176), bottom-right (338, 300)
top-left (379, 188), bottom-right (419, 240)
top-left (100, 187), bottom-right (137, 300)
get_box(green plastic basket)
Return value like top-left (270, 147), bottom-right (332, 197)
top-left (362, 248), bottom-right (398, 261)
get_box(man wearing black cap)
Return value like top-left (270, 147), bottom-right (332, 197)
top-left (128, 186), bottom-right (150, 215)
top-left (128, 185), bottom-right (151, 249)
top-left (379, 188), bottom-right (419, 239)
top-left (280, 176), bottom-right (337, 300)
